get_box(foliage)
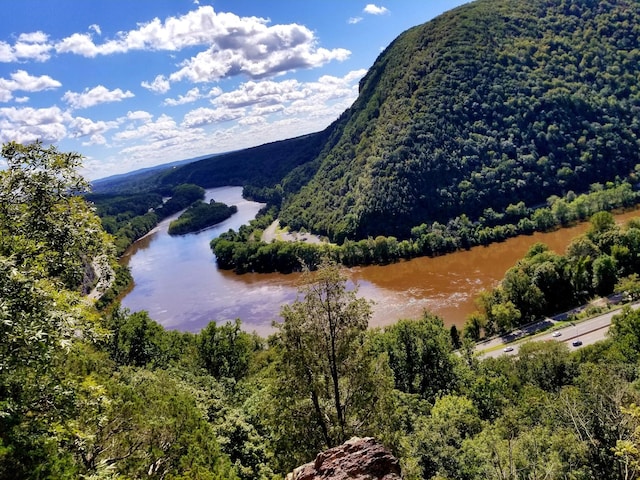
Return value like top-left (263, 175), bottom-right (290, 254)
top-left (464, 211), bottom-right (640, 336)
top-left (0, 141), bottom-right (111, 291)
top-left (198, 319), bottom-right (256, 382)
top-left (371, 313), bottom-right (457, 402)
top-left (214, 181), bottom-right (640, 272)
top-left (280, 0), bottom-right (640, 242)
top-left (265, 261), bottom-right (393, 467)
top-left (168, 200), bottom-right (237, 235)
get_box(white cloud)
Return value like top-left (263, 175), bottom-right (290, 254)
top-left (89, 24), bottom-right (102, 36)
top-left (0, 105), bottom-right (70, 143)
top-left (68, 116), bottom-right (118, 138)
top-left (62, 85), bottom-right (134, 109)
top-left (141, 74), bottom-right (171, 93)
top-left (364, 4), bottom-right (390, 15)
top-left (6, 31), bottom-right (54, 62)
top-left (18, 32), bottom-right (49, 43)
top-left (348, 17), bottom-right (363, 24)
top-left (169, 44), bottom-right (351, 85)
top-left (49, 6), bottom-right (349, 90)
top-left (56, 33), bottom-right (103, 57)
top-left (238, 115), bottom-right (267, 126)
top-left (181, 69), bottom-right (365, 131)
top-left (182, 106), bottom-right (246, 128)
top-left (0, 70), bottom-right (62, 103)
top-left (113, 113), bottom-right (184, 142)
top-left (213, 79), bottom-right (307, 109)
top-left (124, 110), bottom-right (154, 122)
top-left (164, 87), bottom-right (202, 106)
top-left (83, 133), bottom-right (107, 146)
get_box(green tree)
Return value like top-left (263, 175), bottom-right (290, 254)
top-left (375, 313), bottom-right (458, 402)
top-left (0, 141), bottom-right (109, 291)
top-left (272, 261), bottom-right (392, 457)
top-left (592, 254), bottom-right (618, 296)
top-left (106, 308), bottom-right (171, 368)
top-left (403, 394), bottom-right (482, 480)
top-left (198, 319), bottom-right (255, 382)
top-left (0, 142), bottom-right (110, 478)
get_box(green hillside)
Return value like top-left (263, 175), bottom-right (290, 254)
top-left (157, 129), bottom-right (336, 196)
top-left (279, 0), bottom-right (640, 242)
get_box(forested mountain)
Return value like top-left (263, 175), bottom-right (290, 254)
top-left (10, 145), bottom-right (640, 478)
top-left (279, 0), bottom-right (640, 242)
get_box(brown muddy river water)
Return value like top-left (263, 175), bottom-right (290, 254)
top-left (120, 186), bottom-right (640, 336)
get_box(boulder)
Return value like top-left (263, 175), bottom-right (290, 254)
top-left (287, 437), bottom-right (401, 480)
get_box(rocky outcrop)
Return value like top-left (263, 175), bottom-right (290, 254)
top-left (287, 437), bottom-right (402, 480)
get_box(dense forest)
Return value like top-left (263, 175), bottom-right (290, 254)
top-left (168, 200), bottom-right (237, 236)
top-left (279, 0), bottom-right (640, 241)
top-left (9, 0), bottom-right (640, 477)
top-left (211, 180), bottom-right (640, 273)
top-left (90, 0), bottom-right (640, 272)
top-left (8, 141), bottom-right (640, 480)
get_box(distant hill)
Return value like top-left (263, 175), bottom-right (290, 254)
top-left (156, 129), bottom-right (336, 193)
top-left (90, 156), bottom-right (209, 194)
top-left (91, 129), bottom-right (335, 197)
top-left (278, 0), bottom-right (640, 242)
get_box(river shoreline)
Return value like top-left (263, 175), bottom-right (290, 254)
top-left (120, 188), bottom-right (640, 337)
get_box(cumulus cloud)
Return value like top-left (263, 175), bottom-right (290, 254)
top-left (0, 105), bottom-right (70, 143)
top-left (49, 6), bottom-right (349, 90)
top-left (213, 79), bottom-right (307, 109)
top-left (68, 116), bottom-right (118, 139)
top-left (141, 75), bottom-right (171, 93)
top-left (181, 69), bottom-right (365, 130)
top-left (89, 24), bottom-right (102, 35)
top-left (0, 70), bottom-right (61, 102)
top-left (0, 31), bottom-right (53, 62)
top-left (364, 4), bottom-right (390, 15)
top-left (348, 17), bottom-right (363, 24)
top-left (182, 106), bottom-right (246, 128)
top-left (164, 87), bottom-right (203, 106)
top-left (166, 20), bottom-right (350, 84)
top-left (62, 85), bottom-right (134, 109)
top-left (124, 110), bottom-right (154, 122)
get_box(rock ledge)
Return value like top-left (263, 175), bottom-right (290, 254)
top-left (287, 437), bottom-right (401, 480)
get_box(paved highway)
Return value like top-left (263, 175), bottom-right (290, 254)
top-left (479, 302), bottom-right (640, 358)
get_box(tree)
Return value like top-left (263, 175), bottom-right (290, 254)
top-left (273, 260), bottom-right (392, 454)
top-left (0, 141), bottom-right (110, 291)
top-left (0, 142), bottom-right (113, 477)
top-left (198, 319), bottom-right (254, 382)
top-left (106, 308), bottom-right (171, 368)
top-left (375, 313), bottom-right (458, 402)
top-left (592, 254), bottom-right (618, 296)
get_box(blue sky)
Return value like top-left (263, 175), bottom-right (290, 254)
top-left (0, 0), bottom-right (470, 180)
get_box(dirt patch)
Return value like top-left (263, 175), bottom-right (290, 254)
top-left (261, 219), bottom-right (325, 244)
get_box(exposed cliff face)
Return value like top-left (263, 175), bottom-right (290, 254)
top-left (287, 437), bottom-right (402, 480)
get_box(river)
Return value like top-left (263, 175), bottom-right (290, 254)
top-left (121, 186), bottom-right (640, 336)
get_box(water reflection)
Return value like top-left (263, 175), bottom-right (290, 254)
top-left (121, 189), bottom-right (640, 336)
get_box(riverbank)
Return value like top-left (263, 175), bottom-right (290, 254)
top-left (261, 219), bottom-right (325, 244)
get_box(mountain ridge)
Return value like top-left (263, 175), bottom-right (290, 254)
top-left (279, 0), bottom-right (640, 241)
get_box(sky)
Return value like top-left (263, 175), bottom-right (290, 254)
top-left (0, 0), bottom-right (470, 180)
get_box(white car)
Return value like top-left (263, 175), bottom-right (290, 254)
top-left (552, 331), bottom-right (562, 337)
top-left (503, 346), bottom-right (514, 352)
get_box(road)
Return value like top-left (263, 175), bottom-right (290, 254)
top-left (479, 302), bottom-right (640, 358)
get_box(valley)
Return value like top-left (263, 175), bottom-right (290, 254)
top-left (121, 186), bottom-right (640, 335)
